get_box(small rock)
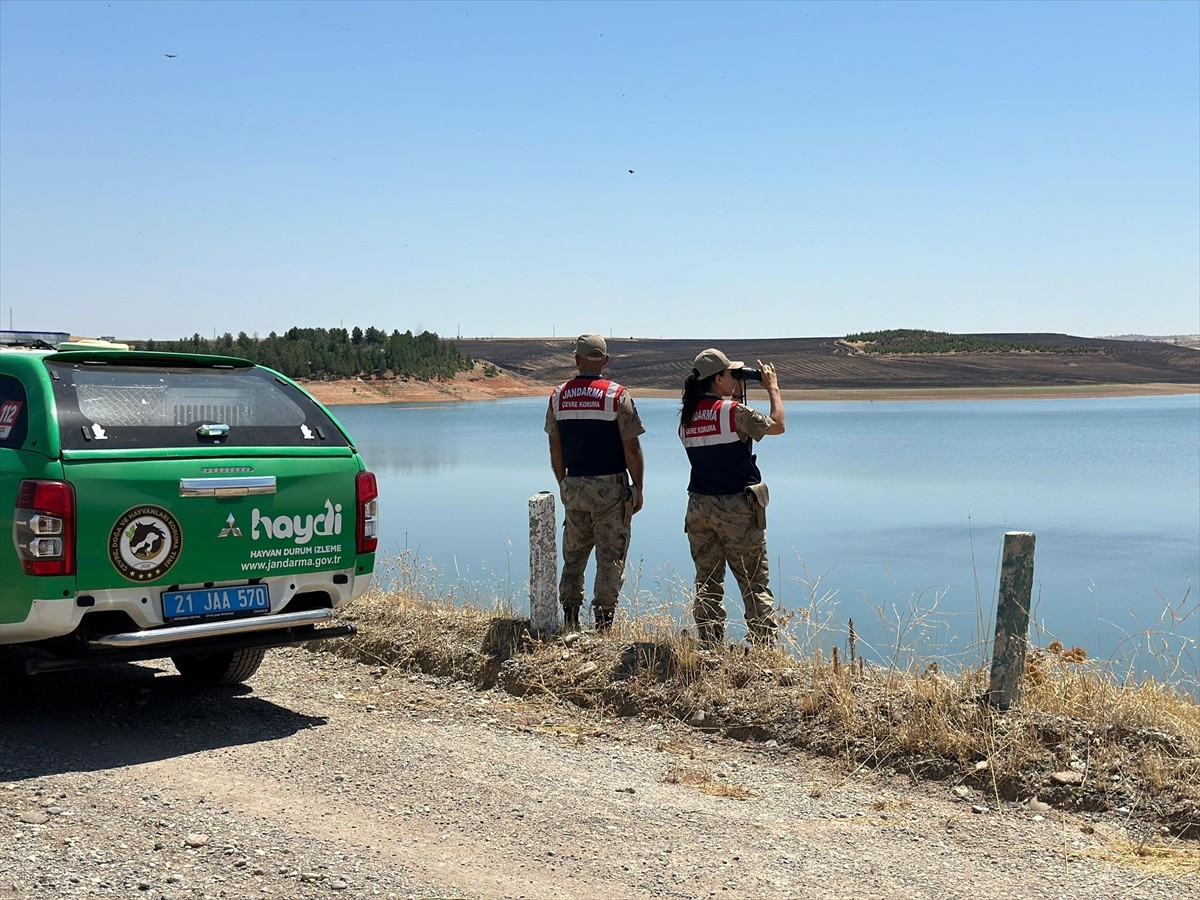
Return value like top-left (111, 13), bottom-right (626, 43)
top-left (971, 805), bottom-right (988, 814)
top-left (562, 632), bottom-right (583, 647)
top-left (574, 662), bottom-right (598, 681)
top-left (1028, 797), bottom-right (1052, 813)
top-left (19, 812), bottom-right (49, 825)
top-left (686, 710), bottom-right (707, 727)
top-left (952, 786), bottom-right (973, 800)
top-left (1050, 770), bottom-right (1083, 786)
top-left (184, 834), bottom-right (209, 848)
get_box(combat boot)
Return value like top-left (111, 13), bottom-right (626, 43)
top-left (697, 621), bottom-right (725, 651)
top-left (562, 606), bottom-right (581, 632)
top-left (594, 606), bottom-right (615, 633)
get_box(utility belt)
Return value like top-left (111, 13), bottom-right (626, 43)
top-left (563, 472), bottom-right (627, 483)
top-left (688, 482), bottom-right (770, 529)
top-left (560, 472), bottom-right (635, 523)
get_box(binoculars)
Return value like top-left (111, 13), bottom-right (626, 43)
top-left (732, 367), bottom-right (763, 383)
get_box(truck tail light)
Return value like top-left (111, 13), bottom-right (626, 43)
top-left (13, 479), bottom-right (76, 576)
top-left (355, 470), bottom-right (378, 554)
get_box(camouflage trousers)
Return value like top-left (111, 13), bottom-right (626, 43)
top-left (559, 474), bottom-right (633, 614)
top-left (684, 491), bottom-right (776, 646)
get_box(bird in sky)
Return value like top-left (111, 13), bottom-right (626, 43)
top-left (165, 53), bottom-right (178, 58)
top-left (627, 169), bottom-right (635, 174)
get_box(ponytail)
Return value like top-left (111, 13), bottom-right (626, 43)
top-left (680, 370), bottom-right (717, 427)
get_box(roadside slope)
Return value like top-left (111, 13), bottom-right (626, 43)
top-left (1, 648), bottom-right (1194, 900)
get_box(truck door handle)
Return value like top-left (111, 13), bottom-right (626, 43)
top-left (179, 476), bottom-right (277, 497)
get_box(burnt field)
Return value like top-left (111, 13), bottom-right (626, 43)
top-left (458, 334), bottom-right (1199, 392)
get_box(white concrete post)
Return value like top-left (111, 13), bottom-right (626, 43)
top-left (529, 491), bottom-right (559, 635)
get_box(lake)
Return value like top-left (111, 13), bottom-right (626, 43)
top-left (331, 394), bottom-right (1199, 678)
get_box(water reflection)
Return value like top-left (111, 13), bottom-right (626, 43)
top-left (331, 395), bottom-right (1200, 679)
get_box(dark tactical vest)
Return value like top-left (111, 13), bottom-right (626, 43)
top-left (679, 397), bottom-right (762, 495)
top-left (550, 377), bottom-right (627, 476)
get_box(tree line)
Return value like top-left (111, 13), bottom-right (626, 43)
top-left (142, 327), bottom-right (473, 381)
top-left (844, 329), bottom-right (1099, 355)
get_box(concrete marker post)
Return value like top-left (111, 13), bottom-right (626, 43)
top-left (986, 531), bottom-right (1036, 710)
top-left (529, 491), bottom-right (559, 636)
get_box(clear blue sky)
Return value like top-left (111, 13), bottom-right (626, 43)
top-left (1, 0), bottom-right (1197, 342)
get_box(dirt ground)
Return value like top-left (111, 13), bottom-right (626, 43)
top-left (300, 338), bottom-right (1198, 407)
top-left (455, 335), bottom-right (1200, 396)
top-left (2, 647), bottom-right (1196, 900)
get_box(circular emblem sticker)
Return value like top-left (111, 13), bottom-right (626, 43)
top-left (109, 506), bottom-right (182, 582)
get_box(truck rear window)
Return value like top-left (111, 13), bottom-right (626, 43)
top-left (47, 360), bottom-right (352, 451)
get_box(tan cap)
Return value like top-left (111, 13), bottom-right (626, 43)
top-left (575, 334), bottom-right (608, 360)
top-left (692, 347), bottom-right (744, 379)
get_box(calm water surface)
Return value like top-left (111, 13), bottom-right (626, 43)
top-left (332, 394), bottom-right (1199, 673)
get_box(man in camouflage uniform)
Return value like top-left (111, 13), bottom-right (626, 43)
top-left (679, 348), bottom-right (785, 647)
top-left (546, 334), bottom-right (645, 631)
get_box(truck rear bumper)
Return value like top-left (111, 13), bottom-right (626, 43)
top-left (1, 569), bottom-right (370, 645)
top-left (19, 611), bottom-right (356, 675)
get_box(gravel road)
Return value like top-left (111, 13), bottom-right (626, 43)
top-left (2, 647), bottom-right (1195, 900)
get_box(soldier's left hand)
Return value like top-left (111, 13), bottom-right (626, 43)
top-left (757, 360), bottom-right (778, 391)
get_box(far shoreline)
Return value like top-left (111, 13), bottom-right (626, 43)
top-left (303, 373), bottom-right (1199, 407)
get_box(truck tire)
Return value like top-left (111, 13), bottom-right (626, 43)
top-left (171, 648), bottom-right (267, 686)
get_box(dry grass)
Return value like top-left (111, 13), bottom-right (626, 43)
top-left (318, 556), bottom-right (1200, 844)
top-left (664, 766), bottom-right (755, 799)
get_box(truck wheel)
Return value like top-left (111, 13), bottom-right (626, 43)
top-left (171, 648), bottom-right (267, 686)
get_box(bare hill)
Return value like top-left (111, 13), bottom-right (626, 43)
top-left (458, 334), bottom-right (1199, 392)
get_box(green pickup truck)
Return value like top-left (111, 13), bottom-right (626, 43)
top-left (0, 332), bottom-right (377, 685)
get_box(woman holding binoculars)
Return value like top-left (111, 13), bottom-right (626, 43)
top-left (679, 348), bottom-right (786, 649)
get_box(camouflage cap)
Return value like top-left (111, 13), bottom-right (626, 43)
top-left (575, 334), bottom-right (608, 360)
top-left (693, 347), bottom-right (744, 379)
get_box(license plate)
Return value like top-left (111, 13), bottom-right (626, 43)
top-left (162, 584), bottom-right (271, 622)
